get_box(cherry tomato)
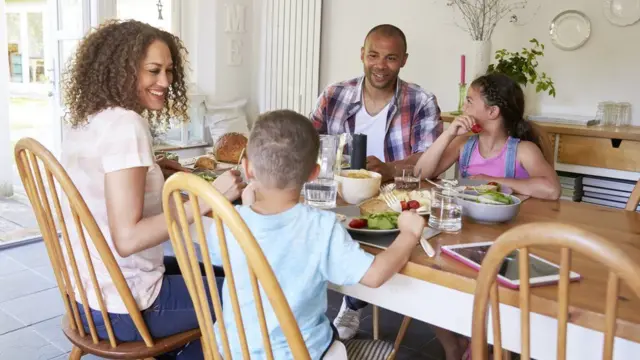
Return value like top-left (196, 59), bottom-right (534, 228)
top-left (407, 200), bottom-right (421, 209)
top-left (487, 181), bottom-right (498, 186)
top-left (400, 200), bottom-right (409, 211)
top-left (349, 218), bottom-right (368, 229)
top-left (471, 124), bottom-right (483, 134)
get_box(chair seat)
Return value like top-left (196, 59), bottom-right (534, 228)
top-left (345, 339), bottom-right (395, 360)
top-left (62, 315), bottom-right (201, 359)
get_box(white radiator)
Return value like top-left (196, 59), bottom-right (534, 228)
top-left (259, 0), bottom-right (322, 116)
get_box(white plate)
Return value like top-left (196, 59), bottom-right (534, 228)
top-left (342, 216), bottom-right (400, 235)
top-left (549, 10), bottom-right (591, 51)
top-left (604, 0), bottom-right (640, 26)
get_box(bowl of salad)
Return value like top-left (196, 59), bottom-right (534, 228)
top-left (454, 185), bottom-right (521, 224)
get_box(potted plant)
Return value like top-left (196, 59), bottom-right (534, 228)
top-left (487, 38), bottom-right (556, 97)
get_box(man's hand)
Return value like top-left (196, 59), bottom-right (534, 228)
top-left (366, 156), bottom-right (394, 182)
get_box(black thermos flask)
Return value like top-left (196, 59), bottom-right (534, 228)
top-left (350, 133), bottom-right (367, 170)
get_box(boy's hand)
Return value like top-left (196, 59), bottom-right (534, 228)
top-left (397, 211), bottom-right (425, 240)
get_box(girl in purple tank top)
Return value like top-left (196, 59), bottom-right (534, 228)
top-left (415, 73), bottom-right (560, 200)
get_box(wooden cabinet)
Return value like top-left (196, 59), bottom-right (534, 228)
top-left (557, 135), bottom-right (640, 172)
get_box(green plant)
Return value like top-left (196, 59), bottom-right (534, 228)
top-left (487, 39), bottom-right (556, 97)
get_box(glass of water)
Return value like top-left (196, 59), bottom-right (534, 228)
top-left (304, 179), bottom-right (337, 209)
top-left (428, 187), bottom-right (462, 232)
top-left (304, 135), bottom-right (339, 209)
top-left (394, 165), bottom-right (421, 190)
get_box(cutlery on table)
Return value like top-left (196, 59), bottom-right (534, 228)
top-left (380, 189), bottom-right (436, 258)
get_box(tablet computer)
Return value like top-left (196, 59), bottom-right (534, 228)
top-left (441, 242), bottom-right (581, 289)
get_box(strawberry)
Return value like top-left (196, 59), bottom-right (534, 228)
top-left (471, 124), bottom-right (483, 134)
top-left (400, 200), bottom-right (409, 211)
top-left (349, 218), bottom-right (368, 229)
top-left (407, 200), bottom-right (420, 209)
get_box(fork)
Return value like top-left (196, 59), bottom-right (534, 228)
top-left (380, 191), bottom-right (436, 258)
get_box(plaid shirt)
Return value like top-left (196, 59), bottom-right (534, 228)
top-left (310, 76), bottom-right (442, 162)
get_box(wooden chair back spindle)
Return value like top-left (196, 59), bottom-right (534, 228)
top-left (471, 222), bottom-right (640, 360)
top-left (163, 172), bottom-right (310, 360)
top-left (625, 180), bottom-right (640, 211)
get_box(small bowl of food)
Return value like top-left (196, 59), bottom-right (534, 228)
top-left (334, 169), bottom-right (382, 205)
top-left (455, 190), bottom-right (521, 223)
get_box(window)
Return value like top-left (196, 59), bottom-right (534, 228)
top-left (116, 0), bottom-right (174, 33)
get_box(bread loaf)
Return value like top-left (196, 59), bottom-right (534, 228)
top-left (195, 155), bottom-right (217, 170)
top-left (214, 132), bottom-right (248, 163)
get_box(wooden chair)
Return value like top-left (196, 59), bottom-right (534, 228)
top-left (162, 171), bottom-right (311, 359)
top-left (625, 180), bottom-right (640, 211)
top-left (163, 172), bottom-right (413, 359)
top-left (471, 222), bottom-right (640, 360)
top-left (14, 138), bottom-right (200, 359)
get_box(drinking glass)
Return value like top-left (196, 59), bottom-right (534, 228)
top-left (304, 135), bottom-right (339, 208)
top-left (428, 187), bottom-right (462, 232)
top-left (304, 179), bottom-right (337, 209)
top-left (394, 165), bottom-right (421, 191)
top-left (317, 135), bottom-right (339, 179)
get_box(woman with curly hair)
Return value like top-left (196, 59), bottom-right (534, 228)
top-left (60, 20), bottom-right (243, 359)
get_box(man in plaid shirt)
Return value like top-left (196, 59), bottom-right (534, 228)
top-left (310, 24), bottom-right (442, 182)
top-left (314, 24), bottom-right (464, 357)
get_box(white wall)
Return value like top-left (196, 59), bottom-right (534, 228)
top-left (183, 0), bottom-right (256, 116)
top-left (319, 0), bottom-right (640, 125)
top-left (0, 0), bottom-right (14, 196)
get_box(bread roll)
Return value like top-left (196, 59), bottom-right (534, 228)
top-left (195, 155), bottom-right (217, 170)
top-left (359, 198), bottom-right (391, 216)
top-left (214, 132), bottom-right (248, 163)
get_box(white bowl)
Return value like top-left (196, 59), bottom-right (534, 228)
top-left (456, 194), bottom-right (522, 223)
top-left (334, 170), bottom-right (382, 205)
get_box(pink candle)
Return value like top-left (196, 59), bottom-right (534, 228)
top-left (460, 54), bottom-right (466, 85)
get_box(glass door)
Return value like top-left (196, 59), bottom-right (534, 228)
top-left (46, 0), bottom-right (92, 157)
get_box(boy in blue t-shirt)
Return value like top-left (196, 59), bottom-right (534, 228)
top-left (206, 109), bottom-right (425, 359)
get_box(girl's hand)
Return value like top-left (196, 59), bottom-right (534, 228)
top-left (447, 115), bottom-right (476, 137)
top-left (212, 170), bottom-right (246, 201)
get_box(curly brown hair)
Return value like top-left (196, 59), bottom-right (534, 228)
top-left (62, 19), bottom-right (189, 128)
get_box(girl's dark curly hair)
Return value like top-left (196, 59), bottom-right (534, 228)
top-left (471, 73), bottom-right (541, 149)
top-left (62, 19), bottom-right (189, 128)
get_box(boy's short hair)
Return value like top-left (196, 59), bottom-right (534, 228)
top-left (247, 110), bottom-right (320, 189)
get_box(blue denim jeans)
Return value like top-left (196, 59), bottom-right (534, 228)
top-left (79, 256), bottom-right (224, 360)
top-left (345, 295), bottom-right (368, 311)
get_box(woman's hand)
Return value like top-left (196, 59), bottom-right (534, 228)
top-left (212, 169), bottom-right (246, 201)
top-left (156, 156), bottom-right (184, 180)
top-left (447, 115), bottom-right (477, 137)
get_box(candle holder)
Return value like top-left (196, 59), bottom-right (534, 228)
top-left (450, 83), bottom-right (467, 116)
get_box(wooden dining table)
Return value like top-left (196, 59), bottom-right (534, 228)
top-left (192, 179), bottom-right (640, 359)
top-left (327, 186), bottom-right (640, 360)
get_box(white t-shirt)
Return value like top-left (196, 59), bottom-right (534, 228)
top-left (354, 102), bottom-right (390, 161)
top-left (61, 107), bottom-right (165, 314)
